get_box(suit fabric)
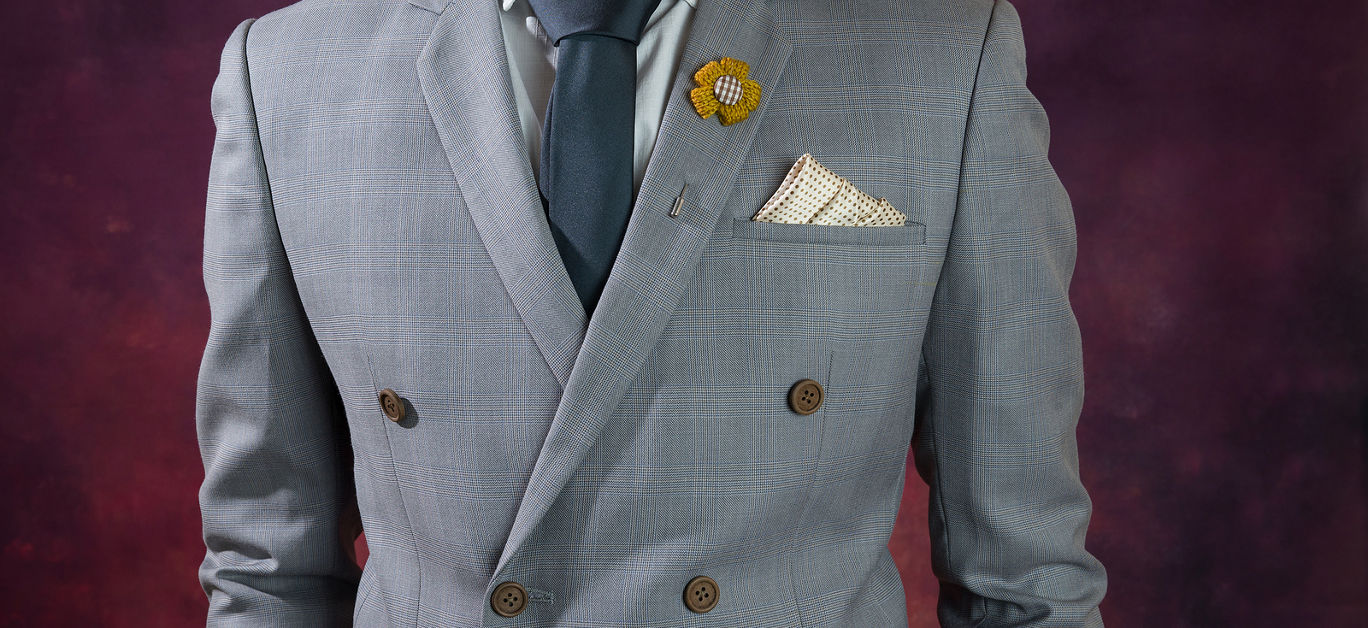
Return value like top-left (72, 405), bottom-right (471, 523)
top-left (194, 0), bottom-right (1109, 625)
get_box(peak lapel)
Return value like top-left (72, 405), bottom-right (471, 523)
top-left (414, 0), bottom-right (588, 389)
top-left (494, 0), bottom-right (795, 577)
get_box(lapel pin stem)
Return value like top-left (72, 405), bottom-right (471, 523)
top-left (670, 182), bottom-right (687, 217)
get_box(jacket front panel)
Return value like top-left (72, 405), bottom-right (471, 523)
top-left (249, 0), bottom-right (965, 624)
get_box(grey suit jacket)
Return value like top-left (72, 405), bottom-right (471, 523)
top-left (195, 0), bottom-right (1109, 625)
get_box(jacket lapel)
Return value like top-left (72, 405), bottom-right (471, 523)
top-left (413, 0), bottom-right (588, 390)
top-left (491, 0), bottom-right (795, 576)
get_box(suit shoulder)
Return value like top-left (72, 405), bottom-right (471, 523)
top-left (771, 0), bottom-right (996, 47)
top-left (227, 0), bottom-right (434, 117)
top-left (894, 0), bottom-right (997, 40)
top-left (242, 0), bottom-right (430, 63)
top-left (897, 0), bottom-right (995, 21)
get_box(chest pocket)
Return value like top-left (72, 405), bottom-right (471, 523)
top-left (703, 216), bottom-right (928, 348)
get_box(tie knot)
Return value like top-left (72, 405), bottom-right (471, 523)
top-left (525, 0), bottom-right (665, 46)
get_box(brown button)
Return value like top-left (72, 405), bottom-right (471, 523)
top-left (787, 378), bottom-right (824, 415)
top-left (683, 575), bottom-right (719, 613)
top-left (490, 581), bottom-right (528, 617)
top-left (377, 388), bottom-right (405, 421)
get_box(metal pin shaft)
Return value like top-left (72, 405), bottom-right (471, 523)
top-left (669, 182), bottom-right (687, 217)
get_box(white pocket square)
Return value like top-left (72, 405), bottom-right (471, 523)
top-left (751, 153), bottom-right (907, 226)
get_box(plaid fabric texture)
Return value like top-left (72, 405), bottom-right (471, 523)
top-left (195, 0), bottom-right (1107, 626)
top-left (712, 74), bottom-right (742, 105)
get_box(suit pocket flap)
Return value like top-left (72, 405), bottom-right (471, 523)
top-left (729, 217), bottom-right (926, 247)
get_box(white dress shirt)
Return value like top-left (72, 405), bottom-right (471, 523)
top-left (497, 0), bottom-right (698, 201)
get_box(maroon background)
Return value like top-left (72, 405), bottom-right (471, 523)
top-left (2, 1), bottom-right (1365, 626)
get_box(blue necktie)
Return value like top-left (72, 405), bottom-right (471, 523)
top-left (527, 0), bottom-right (664, 317)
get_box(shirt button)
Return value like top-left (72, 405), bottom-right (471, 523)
top-left (377, 388), bottom-right (406, 422)
top-left (490, 581), bottom-right (528, 617)
top-left (787, 378), bottom-right (824, 415)
top-left (683, 575), bottom-right (719, 613)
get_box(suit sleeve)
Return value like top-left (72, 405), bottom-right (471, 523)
top-left (909, 1), bottom-right (1108, 626)
top-left (195, 17), bottom-right (362, 626)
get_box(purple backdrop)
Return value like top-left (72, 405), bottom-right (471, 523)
top-left (1, 1), bottom-right (1364, 626)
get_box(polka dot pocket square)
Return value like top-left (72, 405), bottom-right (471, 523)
top-left (750, 153), bottom-right (907, 226)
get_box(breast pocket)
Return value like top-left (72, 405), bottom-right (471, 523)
top-left (705, 217), bottom-right (929, 347)
top-left (728, 217), bottom-right (926, 247)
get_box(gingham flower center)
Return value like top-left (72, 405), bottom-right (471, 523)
top-left (713, 74), bottom-right (743, 106)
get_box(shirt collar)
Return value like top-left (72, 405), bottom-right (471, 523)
top-left (501, 0), bottom-right (696, 11)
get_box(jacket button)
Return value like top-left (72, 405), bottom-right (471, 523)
top-left (683, 575), bottom-right (719, 613)
top-left (490, 581), bottom-right (527, 617)
top-left (377, 388), bottom-right (405, 421)
top-left (787, 378), bottom-right (824, 415)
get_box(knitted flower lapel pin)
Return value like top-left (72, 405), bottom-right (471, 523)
top-left (690, 56), bottom-right (761, 126)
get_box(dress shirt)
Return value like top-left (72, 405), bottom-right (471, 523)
top-left (497, 0), bottom-right (698, 201)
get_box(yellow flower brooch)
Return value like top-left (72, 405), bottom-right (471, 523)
top-left (690, 57), bottom-right (761, 126)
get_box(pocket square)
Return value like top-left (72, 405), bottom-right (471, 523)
top-left (751, 153), bottom-right (907, 226)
